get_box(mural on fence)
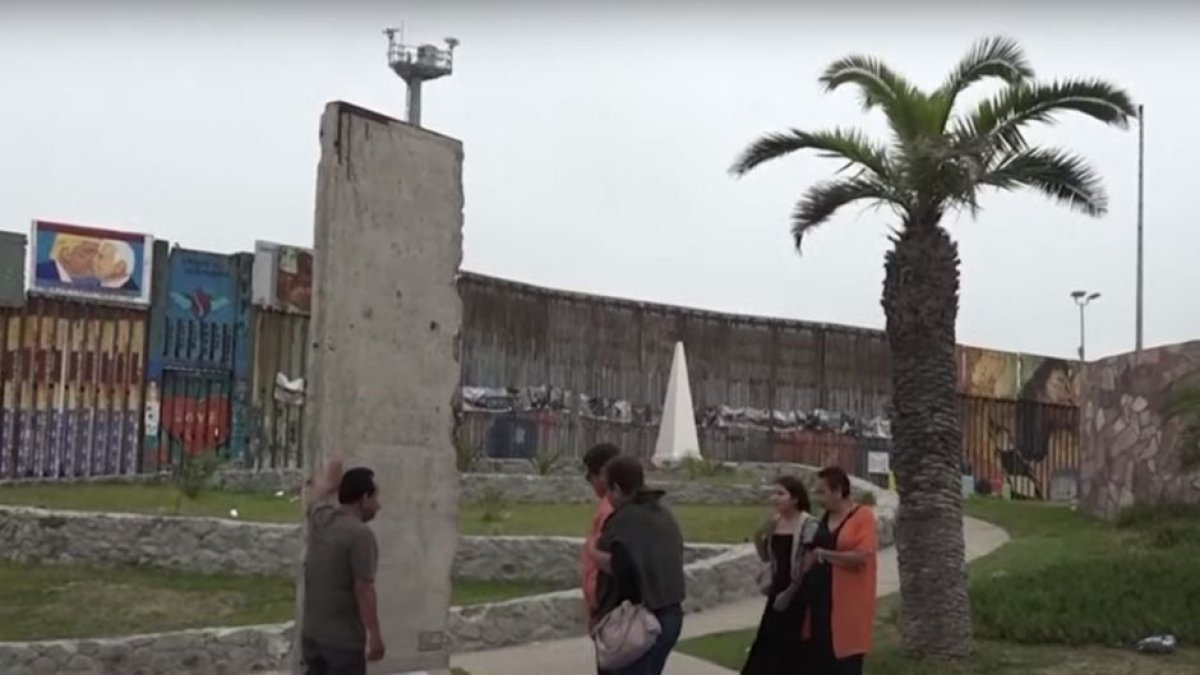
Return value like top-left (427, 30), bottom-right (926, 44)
top-left (28, 220), bottom-right (153, 305)
top-left (958, 346), bottom-right (1082, 499)
top-left (0, 300), bottom-right (145, 479)
top-left (144, 249), bottom-right (250, 470)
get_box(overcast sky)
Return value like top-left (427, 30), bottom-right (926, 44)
top-left (2, 1), bottom-right (1197, 360)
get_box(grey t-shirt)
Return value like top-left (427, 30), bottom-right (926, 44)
top-left (302, 503), bottom-right (379, 649)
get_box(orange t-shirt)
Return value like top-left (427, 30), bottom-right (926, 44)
top-left (580, 496), bottom-right (615, 611)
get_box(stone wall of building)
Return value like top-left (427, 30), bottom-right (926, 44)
top-left (1080, 341), bottom-right (1200, 519)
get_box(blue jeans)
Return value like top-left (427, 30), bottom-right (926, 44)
top-left (614, 605), bottom-right (684, 675)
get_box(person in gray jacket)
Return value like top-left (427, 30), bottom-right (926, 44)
top-left (589, 455), bottom-right (686, 675)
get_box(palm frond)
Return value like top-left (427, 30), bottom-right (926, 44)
top-left (819, 56), bottom-right (926, 141)
top-left (936, 36), bottom-right (1033, 130)
top-left (730, 128), bottom-right (891, 178)
top-left (939, 36), bottom-right (1033, 101)
top-left (981, 147), bottom-right (1107, 216)
top-left (791, 178), bottom-right (894, 251)
top-left (955, 79), bottom-right (1137, 153)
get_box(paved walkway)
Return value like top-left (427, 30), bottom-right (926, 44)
top-left (451, 517), bottom-right (1009, 675)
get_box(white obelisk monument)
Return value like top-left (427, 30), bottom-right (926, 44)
top-left (652, 342), bottom-right (703, 466)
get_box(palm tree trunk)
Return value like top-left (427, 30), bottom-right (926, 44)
top-left (882, 220), bottom-right (972, 658)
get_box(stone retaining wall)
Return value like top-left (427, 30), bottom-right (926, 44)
top-left (1080, 341), bottom-right (1200, 519)
top-left (0, 624), bottom-right (293, 675)
top-left (0, 544), bottom-right (762, 672)
top-left (0, 507), bottom-right (724, 583)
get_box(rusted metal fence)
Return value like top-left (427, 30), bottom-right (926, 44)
top-left (0, 297), bottom-right (147, 479)
top-left (248, 308), bottom-right (308, 469)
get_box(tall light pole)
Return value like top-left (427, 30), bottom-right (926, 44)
top-left (1071, 290), bottom-right (1101, 361)
top-left (1135, 104), bottom-right (1145, 353)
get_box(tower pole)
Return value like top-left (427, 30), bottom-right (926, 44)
top-left (1135, 104), bottom-right (1145, 353)
top-left (406, 78), bottom-right (423, 127)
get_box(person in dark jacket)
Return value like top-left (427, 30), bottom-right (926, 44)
top-left (589, 455), bottom-right (686, 675)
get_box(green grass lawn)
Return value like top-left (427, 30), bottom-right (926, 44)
top-left (0, 561), bottom-right (561, 641)
top-left (677, 499), bottom-right (1200, 674)
top-left (0, 483), bottom-right (766, 543)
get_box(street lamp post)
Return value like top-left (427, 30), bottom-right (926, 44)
top-left (1071, 290), bottom-right (1101, 361)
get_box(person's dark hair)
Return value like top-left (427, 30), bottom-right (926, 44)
top-left (583, 443), bottom-right (621, 477)
top-left (604, 455), bottom-right (645, 495)
top-left (338, 467), bottom-right (377, 504)
top-left (817, 466), bottom-right (852, 499)
top-left (775, 475), bottom-right (811, 512)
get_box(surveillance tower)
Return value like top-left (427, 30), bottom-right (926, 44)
top-left (383, 26), bottom-right (459, 127)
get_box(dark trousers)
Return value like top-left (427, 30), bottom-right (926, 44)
top-left (301, 637), bottom-right (366, 675)
top-left (612, 605), bottom-right (684, 675)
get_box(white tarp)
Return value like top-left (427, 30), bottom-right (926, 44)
top-left (652, 342), bottom-right (703, 466)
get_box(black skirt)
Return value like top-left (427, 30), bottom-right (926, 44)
top-left (742, 534), bottom-right (805, 674)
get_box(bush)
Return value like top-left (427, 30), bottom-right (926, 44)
top-left (171, 453), bottom-right (222, 503)
top-left (455, 440), bottom-right (480, 473)
top-left (533, 447), bottom-right (567, 476)
top-left (971, 552), bottom-right (1200, 646)
top-left (682, 457), bottom-right (734, 480)
top-left (474, 486), bottom-right (511, 524)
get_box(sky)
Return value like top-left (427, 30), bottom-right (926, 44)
top-left (2, 0), bottom-right (1198, 360)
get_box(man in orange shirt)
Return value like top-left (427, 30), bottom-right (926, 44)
top-left (580, 442), bottom-right (620, 675)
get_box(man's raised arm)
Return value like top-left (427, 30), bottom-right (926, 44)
top-left (303, 456), bottom-right (344, 507)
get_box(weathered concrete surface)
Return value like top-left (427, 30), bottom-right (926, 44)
top-left (303, 101), bottom-right (464, 674)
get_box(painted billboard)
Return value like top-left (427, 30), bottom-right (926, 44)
top-left (28, 220), bottom-right (153, 305)
top-left (252, 240), bottom-right (312, 314)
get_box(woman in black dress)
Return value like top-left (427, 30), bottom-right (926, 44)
top-left (742, 476), bottom-right (817, 674)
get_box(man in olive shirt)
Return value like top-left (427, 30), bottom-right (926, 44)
top-left (301, 458), bottom-right (384, 675)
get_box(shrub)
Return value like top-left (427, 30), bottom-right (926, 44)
top-left (171, 452), bottom-right (222, 505)
top-left (474, 486), bottom-right (511, 524)
top-left (455, 439), bottom-right (480, 473)
top-left (533, 447), bottom-right (567, 476)
top-left (682, 457), bottom-right (734, 480)
top-left (971, 552), bottom-right (1200, 646)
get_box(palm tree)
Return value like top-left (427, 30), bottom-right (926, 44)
top-left (731, 37), bottom-right (1135, 658)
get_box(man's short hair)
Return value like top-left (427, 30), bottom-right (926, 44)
top-left (817, 466), bottom-right (852, 498)
top-left (338, 467), bottom-right (377, 504)
top-left (604, 455), bottom-right (645, 495)
top-left (583, 443), bottom-right (621, 477)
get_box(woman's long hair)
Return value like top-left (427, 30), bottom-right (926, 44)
top-left (775, 475), bottom-right (812, 513)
